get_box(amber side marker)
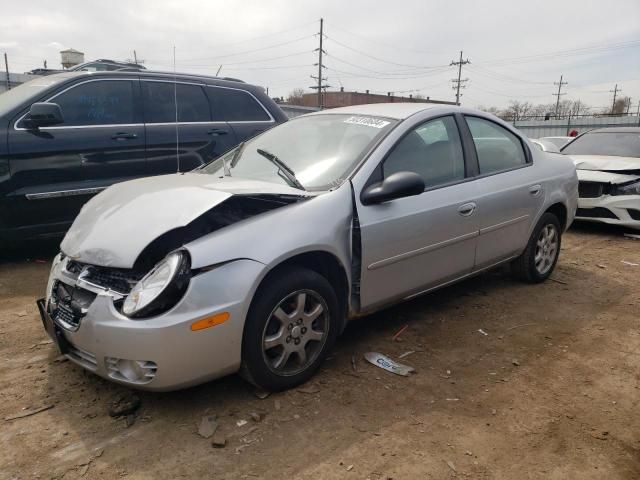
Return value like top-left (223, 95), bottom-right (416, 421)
top-left (191, 312), bottom-right (230, 331)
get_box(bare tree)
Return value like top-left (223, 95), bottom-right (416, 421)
top-left (612, 96), bottom-right (631, 115)
top-left (286, 88), bottom-right (305, 105)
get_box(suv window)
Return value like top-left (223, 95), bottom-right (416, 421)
top-left (51, 80), bottom-right (135, 126)
top-left (143, 82), bottom-right (210, 123)
top-left (466, 116), bottom-right (526, 174)
top-left (383, 116), bottom-right (465, 189)
top-left (208, 87), bottom-right (270, 122)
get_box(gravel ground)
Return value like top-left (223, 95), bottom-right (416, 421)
top-left (1, 223), bottom-right (639, 480)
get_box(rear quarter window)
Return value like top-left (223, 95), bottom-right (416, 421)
top-left (208, 87), bottom-right (271, 122)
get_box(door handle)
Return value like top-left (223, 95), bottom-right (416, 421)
top-left (458, 202), bottom-right (477, 216)
top-left (207, 128), bottom-right (228, 136)
top-left (111, 132), bottom-right (138, 140)
top-left (529, 184), bottom-right (542, 196)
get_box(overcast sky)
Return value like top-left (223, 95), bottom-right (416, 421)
top-left (1, 0), bottom-right (639, 110)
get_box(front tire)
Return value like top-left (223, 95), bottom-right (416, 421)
top-left (512, 212), bottom-right (561, 283)
top-left (241, 267), bottom-right (340, 391)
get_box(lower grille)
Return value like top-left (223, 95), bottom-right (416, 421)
top-left (576, 207), bottom-right (618, 219)
top-left (67, 344), bottom-right (98, 370)
top-left (628, 209), bottom-right (640, 221)
top-left (106, 357), bottom-right (158, 384)
top-left (578, 181), bottom-right (608, 198)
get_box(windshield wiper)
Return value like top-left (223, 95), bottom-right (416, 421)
top-left (256, 148), bottom-right (305, 191)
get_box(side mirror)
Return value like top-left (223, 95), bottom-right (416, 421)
top-left (361, 171), bottom-right (425, 205)
top-left (25, 102), bottom-right (64, 128)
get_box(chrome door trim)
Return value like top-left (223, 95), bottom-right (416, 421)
top-left (479, 214), bottom-right (529, 236)
top-left (367, 230), bottom-right (479, 271)
top-left (25, 186), bottom-right (107, 200)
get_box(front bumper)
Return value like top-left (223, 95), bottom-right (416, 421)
top-left (39, 256), bottom-right (266, 391)
top-left (576, 194), bottom-right (640, 230)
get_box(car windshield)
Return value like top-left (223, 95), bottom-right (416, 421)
top-left (199, 113), bottom-right (397, 191)
top-left (0, 73), bottom-right (72, 118)
top-left (562, 131), bottom-right (640, 158)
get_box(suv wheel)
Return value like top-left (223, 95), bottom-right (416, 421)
top-left (512, 212), bottom-right (562, 283)
top-left (241, 267), bottom-right (339, 391)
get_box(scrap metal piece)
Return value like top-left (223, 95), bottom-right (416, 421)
top-left (363, 352), bottom-right (415, 376)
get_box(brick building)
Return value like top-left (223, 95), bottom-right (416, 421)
top-left (296, 88), bottom-right (455, 109)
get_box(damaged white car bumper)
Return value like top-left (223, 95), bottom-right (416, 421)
top-left (39, 253), bottom-right (266, 391)
top-left (575, 168), bottom-right (640, 230)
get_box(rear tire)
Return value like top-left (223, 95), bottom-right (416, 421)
top-left (240, 266), bottom-right (340, 391)
top-left (512, 212), bottom-right (561, 283)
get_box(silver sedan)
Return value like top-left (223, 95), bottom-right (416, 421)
top-left (39, 103), bottom-right (578, 391)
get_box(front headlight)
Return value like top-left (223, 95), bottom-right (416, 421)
top-left (123, 251), bottom-right (191, 318)
top-left (612, 180), bottom-right (640, 196)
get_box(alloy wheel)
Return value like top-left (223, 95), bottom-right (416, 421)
top-left (534, 224), bottom-right (558, 275)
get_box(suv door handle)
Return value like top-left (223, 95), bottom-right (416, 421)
top-left (458, 202), bottom-right (477, 216)
top-left (111, 132), bottom-right (138, 140)
top-left (529, 184), bottom-right (542, 196)
top-left (207, 128), bottom-right (228, 136)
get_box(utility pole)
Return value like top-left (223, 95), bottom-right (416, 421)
top-left (553, 75), bottom-right (567, 117)
top-left (310, 18), bottom-right (328, 108)
top-left (450, 51), bottom-right (470, 105)
top-left (133, 50), bottom-right (138, 65)
top-left (4, 53), bottom-right (10, 91)
top-left (610, 84), bottom-right (620, 114)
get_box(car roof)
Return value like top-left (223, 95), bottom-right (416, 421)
top-left (40, 69), bottom-right (249, 88)
top-left (587, 127), bottom-right (640, 134)
top-left (308, 102), bottom-right (445, 120)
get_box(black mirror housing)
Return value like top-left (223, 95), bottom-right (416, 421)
top-left (361, 171), bottom-right (425, 205)
top-left (26, 102), bottom-right (64, 128)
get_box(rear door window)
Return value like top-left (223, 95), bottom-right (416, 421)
top-left (208, 87), bottom-right (270, 122)
top-left (51, 80), bottom-right (135, 126)
top-left (142, 81), bottom-right (210, 123)
top-left (466, 116), bottom-right (527, 174)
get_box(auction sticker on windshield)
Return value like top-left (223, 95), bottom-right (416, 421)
top-left (344, 116), bottom-right (390, 129)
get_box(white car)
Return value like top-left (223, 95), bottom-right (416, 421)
top-left (531, 139), bottom-right (560, 153)
top-left (541, 136), bottom-right (574, 149)
top-left (561, 127), bottom-right (640, 229)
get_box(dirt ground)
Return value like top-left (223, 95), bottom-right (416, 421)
top-left (1, 223), bottom-right (639, 480)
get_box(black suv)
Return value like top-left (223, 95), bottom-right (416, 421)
top-left (0, 70), bottom-right (287, 242)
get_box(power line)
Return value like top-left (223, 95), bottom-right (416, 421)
top-left (309, 18), bottom-right (329, 108)
top-left (450, 51), bottom-right (470, 105)
top-left (325, 65), bottom-right (450, 81)
top-left (609, 84), bottom-right (621, 113)
top-left (553, 75), bottom-right (568, 117)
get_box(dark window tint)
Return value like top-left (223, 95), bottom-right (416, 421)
top-left (562, 132), bottom-right (640, 158)
top-left (466, 116), bottom-right (526, 174)
top-left (383, 116), bottom-right (465, 188)
top-left (53, 80), bottom-right (134, 126)
top-left (143, 82), bottom-right (210, 123)
top-left (208, 87), bottom-right (270, 121)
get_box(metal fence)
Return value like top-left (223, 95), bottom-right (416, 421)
top-left (511, 114), bottom-right (640, 138)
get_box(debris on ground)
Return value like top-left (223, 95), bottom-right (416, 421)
top-left (274, 399), bottom-right (281, 411)
top-left (621, 260), bottom-right (638, 266)
top-left (363, 352), bottom-right (415, 376)
top-left (4, 404), bottom-right (54, 421)
top-left (211, 432), bottom-right (227, 448)
top-left (597, 264), bottom-right (606, 269)
top-left (125, 414), bottom-right (137, 428)
top-left (392, 324), bottom-right (409, 342)
top-left (446, 460), bottom-right (456, 472)
top-left (197, 415), bottom-right (219, 439)
top-left (478, 328), bottom-right (489, 336)
top-left (297, 384), bottom-right (320, 394)
top-left (78, 449), bottom-right (104, 477)
top-left (15, 311), bottom-right (28, 317)
top-left (108, 393), bottom-right (141, 418)
top-left (591, 430), bottom-right (609, 440)
top-left (623, 233), bottom-right (640, 240)
top-left (253, 389), bottom-right (271, 400)
top-left (249, 412), bottom-right (264, 422)
top-left (512, 359), bottom-right (521, 366)
top-left (236, 419), bottom-right (248, 427)
top-left (351, 354), bottom-right (357, 371)
top-left (398, 350), bottom-right (415, 359)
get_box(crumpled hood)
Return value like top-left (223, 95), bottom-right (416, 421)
top-left (61, 173), bottom-right (308, 268)
top-left (568, 155), bottom-right (640, 172)
top-left (577, 169), bottom-right (639, 185)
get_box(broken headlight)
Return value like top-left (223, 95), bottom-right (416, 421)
top-left (612, 180), bottom-right (640, 196)
top-left (123, 251), bottom-right (191, 318)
